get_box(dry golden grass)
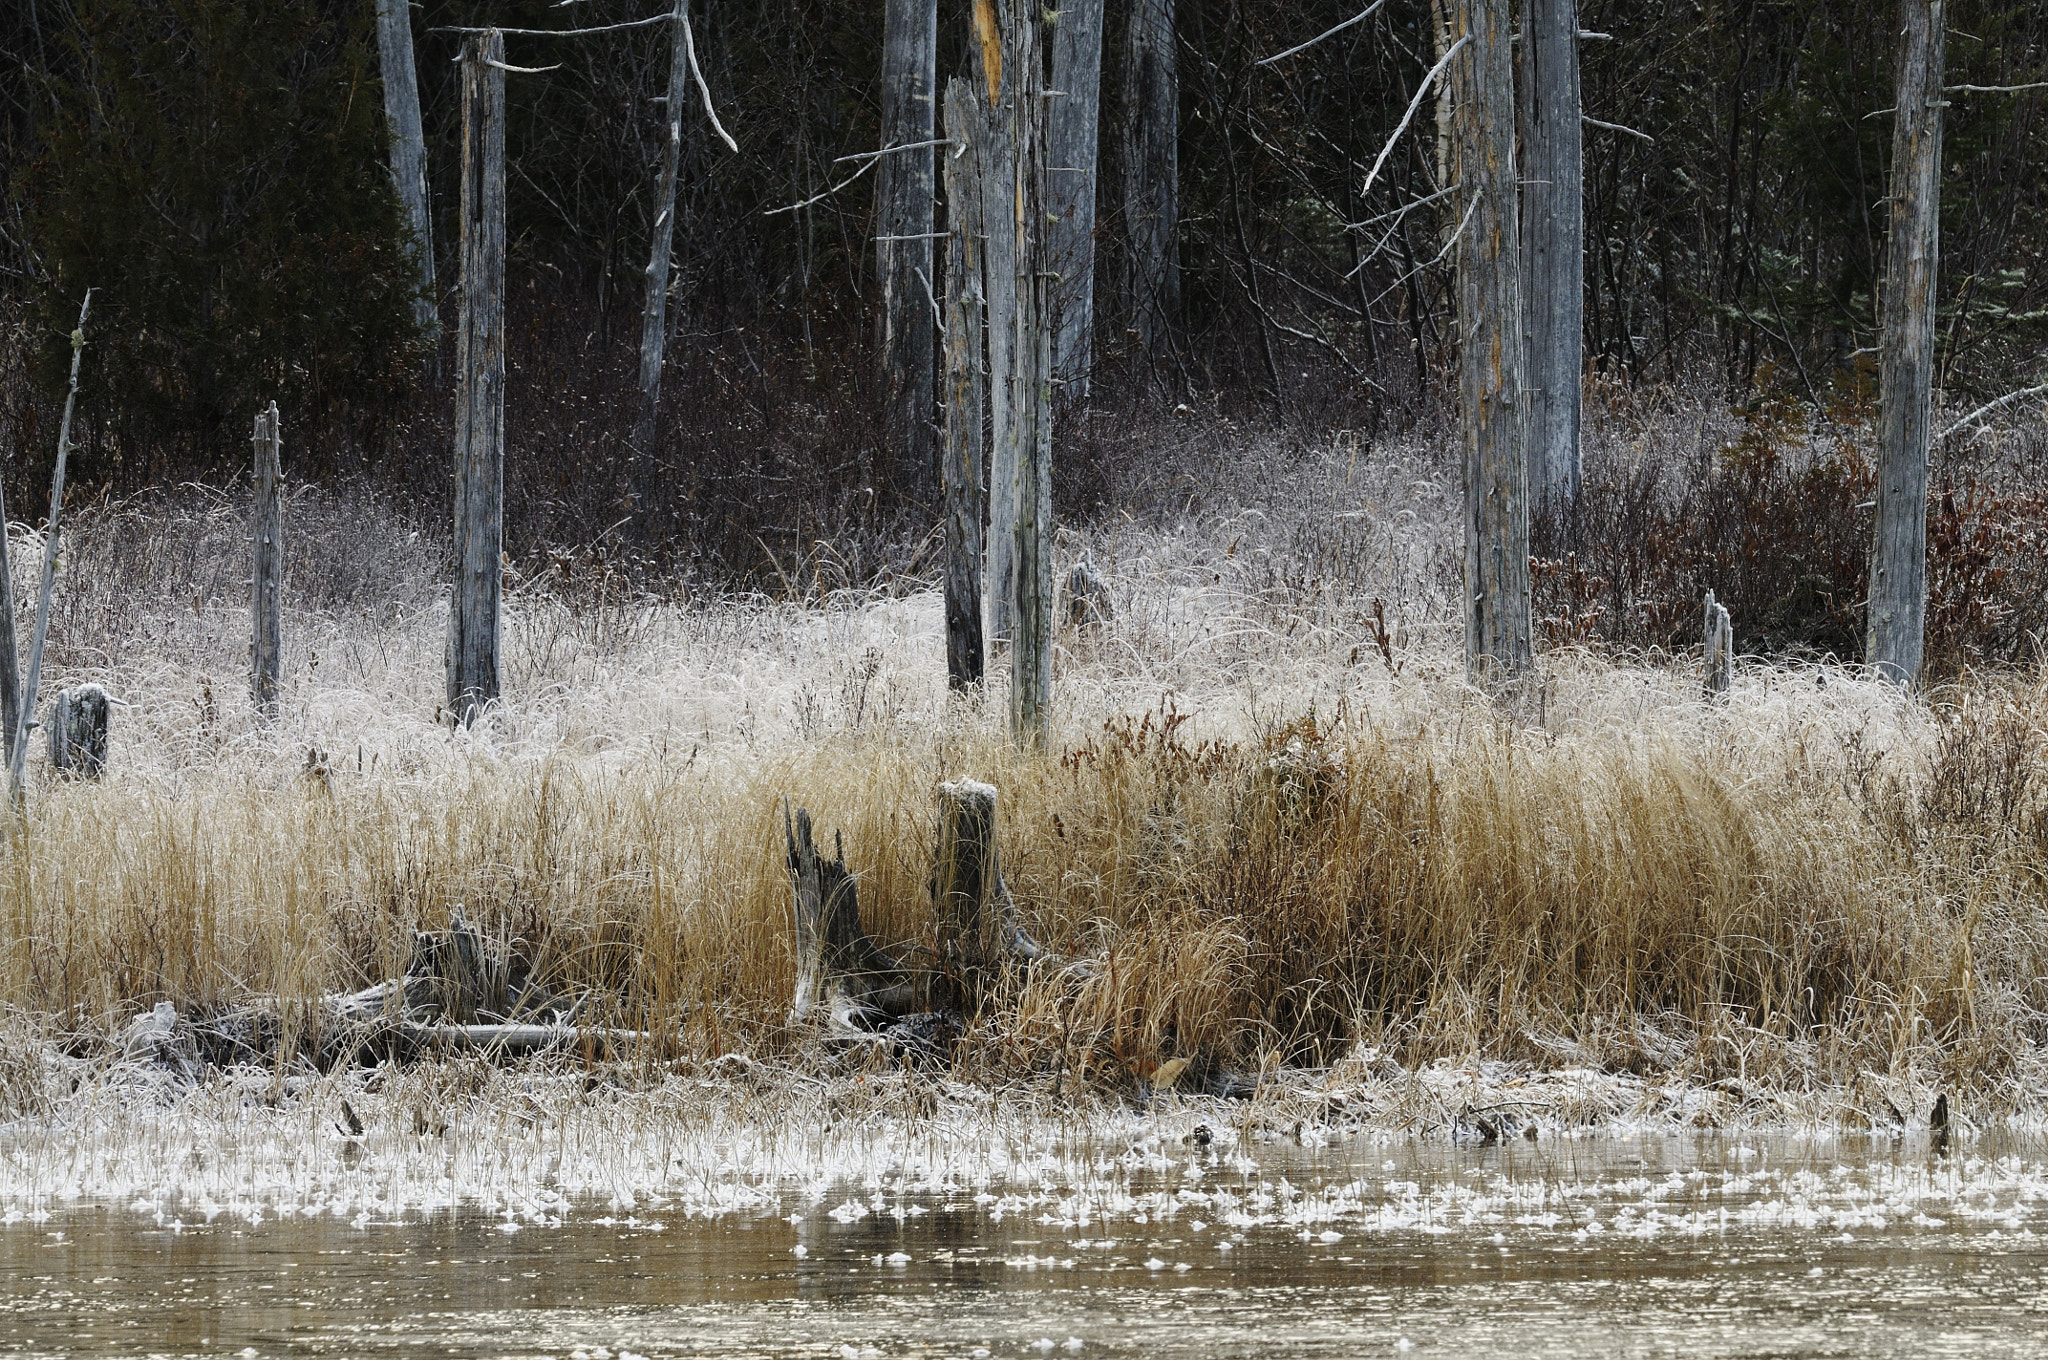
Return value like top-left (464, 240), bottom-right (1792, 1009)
top-left (0, 417), bottom-right (2045, 1115)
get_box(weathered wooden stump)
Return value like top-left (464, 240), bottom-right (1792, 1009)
top-left (785, 804), bottom-right (915, 1030)
top-left (935, 779), bottom-right (1044, 1014)
top-left (47, 683), bottom-right (109, 778)
top-left (1703, 590), bottom-right (1735, 698)
top-left (1064, 556), bottom-right (1112, 629)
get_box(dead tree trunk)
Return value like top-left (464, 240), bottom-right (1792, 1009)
top-left (1120, 0), bottom-right (1178, 362)
top-left (1453, 0), bottom-right (1531, 681)
top-left (1517, 0), bottom-right (1583, 526)
top-left (785, 805), bottom-right (916, 1030)
top-left (449, 32), bottom-right (506, 725)
top-left (935, 779), bottom-right (1043, 1013)
top-left (374, 0), bottom-right (436, 337)
top-left (11, 290), bottom-right (90, 801)
top-left (942, 77), bottom-right (988, 691)
top-left (974, 0), bottom-right (1020, 643)
top-left (1703, 590), bottom-right (1735, 697)
top-left (1048, 0), bottom-right (1104, 415)
top-left (1007, 7), bottom-right (1054, 746)
top-left (250, 402), bottom-right (283, 718)
top-left (0, 420), bottom-right (20, 772)
top-left (636, 0), bottom-right (694, 453)
top-left (878, 0), bottom-right (939, 490)
top-left (1868, 0), bottom-right (1946, 686)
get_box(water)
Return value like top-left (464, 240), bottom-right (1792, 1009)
top-left (7, 1133), bottom-right (2048, 1358)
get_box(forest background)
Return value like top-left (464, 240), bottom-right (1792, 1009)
top-left (0, 0), bottom-right (2045, 668)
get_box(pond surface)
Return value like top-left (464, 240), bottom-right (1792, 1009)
top-left (6, 1132), bottom-right (2048, 1359)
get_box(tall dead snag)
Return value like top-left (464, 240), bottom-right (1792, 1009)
top-left (1120, 0), bottom-right (1178, 361)
top-left (1869, 0), bottom-right (1946, 686)
top-left (1007, 5), bottom-right (1055, 746)
top-left (449, 32), bottom-right (506, 726)
top-left (974, 0), bottom-right (1020, 643)
top-left (1048, 0), bottom-right (1105, 415)
top-left (0, 407), bottom-right (20, 773)
top-left (250, 402), bottom-right (283, 717)
top-left (1452, 0), bottom-right (1532, 681)
top-left (374, 0), bottom-right (436, 336)
top-left (1517, 0), bottom-right (1583, 525)
top-left (636, 0), bottom-right (694, 453)
top-left (877, 0), bottom-right (939, 486)
top-left (942, 77), bottom-right (988, 691)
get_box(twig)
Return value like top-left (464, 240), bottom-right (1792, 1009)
top-left (832, 137), bottom-right (951, 166)
top-left (1583, 114), bottom-right (1654, 142)
top-left (1354, 36), bottom-right (1468, 210)
top-left (1940, 381), bottom-right (2048, 439)
top-left (435, 14), bottom-right (673, 37)
top-left (680, 2), bottom-right (738, 154)
top-left (1256, 0), bottom-right (1388, 66)
top-left (1946, 82), bottom-right (2048, 94)
top-left (764, 157), bottom-right (878, 216)
top-left (11, 289), bottom-right (92, 804)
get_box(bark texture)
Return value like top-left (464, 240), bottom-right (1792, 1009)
top-left (974, 0), bottom-right (1020, 642)
top-left (449, 32), bottom-right (506, 725)
top-left (1452, 0), bottom-right (1531, 680)
top-left (1516, 0), bottom-right (1583, 522)
top-left (1048, 0), bottom-right (1105, 412)
top-left (250, 402), bottom-right (283, 717)
top-left (1120, 0), bottom-right (1178, 359)
top-left (1006, 6), bottom-right (1054, 746)
top-left (635, 1), bottom-right (693, 452)
top-left (374, 0), bottom-right (436, 335)
top-left (942, 77), bottom-right (988, 691)
top-left (877, 0), bottom-right (939, 486)
top-left (1868, 0), bottom-right (1946, 686)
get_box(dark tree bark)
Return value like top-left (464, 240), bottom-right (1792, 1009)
top-left (635, 1), bottom-right (693, 452)
top-left (877, 0), bottom-right (939, 487)
top-left (1517, 0), bottom-right (1583, 524)
top-left (1048, 0), bottom-right (1104, 414)
top-left (1006, 5), bottom-right (1054, 745)
top-left (373, 0), bottom-right (436, 336)
top-left (942, 76), bottom-right (987, 691)
top-left (1452, 0), bottom-right (1531, 680)
top-left (250, 402), bottom-right (283, 717)
top-left (1868, 0), bottom-right (1946, 685)
top-left (449, 32), bottom-right (506, 725)
top-left (1120, 0), bottom-right (1178, 361)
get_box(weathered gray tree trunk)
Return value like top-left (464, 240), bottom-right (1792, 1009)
top-left (374, 0), bottom-right (436, 336)
top-left (877, 0), bottom-right (939, 487)
top-left (1048, 0), bottom-right (1105, 414)
top-left (1007, 7), bottom-right (1054, 746)
top-left (11, 290), bottom-right (90, 801)
top-left (1120, 0), bottom-right (1178, 360)
top-left (975, 0), bottom-right (1020, 643)
top-left (1868, 0), bottom-right (1946, 686)
top-left (250, 402), bottom-right (283, 718)
top-left (784, 805), bottom-right (916, 1030)
top-left (636, 0), bottom-right (694, 453)
top-left (0, 421), bottom-right (20, 772)
top-left (1453, 0), bottom-right (1532, 680)
top-left (448, 33), bottom-right (506, 725)
top-left (46, 684), bottom-right (108, 778)
top-left (942, 77), bottom-right (988, 691)
top-left (935, 779), bottom-right (1043, 1013)
top-left (1516, 0), bottom-right (1583, 524)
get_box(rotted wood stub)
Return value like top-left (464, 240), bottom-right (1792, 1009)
top-left (935, 779), bottom-right (1002, 1010)
top-left (784, 803), bottom-right (916, 1030)
top-left (1703, 590), bottom-right (1735, 698)
top-left (47, 683), bottom-right (110, 778)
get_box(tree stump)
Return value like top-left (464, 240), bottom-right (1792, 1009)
top-left (785, 804), bottom-right (915, 1029)
top-left (1703, 590), bottom-right (1735, 698)
top-left (47, 683), bottom-right (109, 778)
top-left (935, 780), bottom-right (1045, 1009)
top-left (1064, 556), bottom-right (1111, 628)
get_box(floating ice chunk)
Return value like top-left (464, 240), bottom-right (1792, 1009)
top-left (1317, 1230), bottom-right (1343, 1243)
top-left (792, 1244), bottom-right (808, 1258)
top-left (1031, 1340), bottom-right (1056, 1353)
top-left (885, 1251), bottom-right (912, 1265)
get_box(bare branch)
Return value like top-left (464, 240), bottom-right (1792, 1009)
top-left (1353, 36), bottom-right (1468, 210)
top-left (1940, 382), bottom-right (2048, 439)
top-left (681, 3), bottom-right (738, 154)
top-left (1256, 0), bottom-right (1388, 67)
top-left (1582, 114), bottom-right (1653, 142)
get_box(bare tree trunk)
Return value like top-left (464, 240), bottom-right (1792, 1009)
top-left (942, 77), bottom-right (987, 691)
top-left (1517, 0), bottom-right (1583, 525)
top-left (1868, 0), bottom-right (1946, 686)
top-left (0, 422), bottom-right (20, 772)
top-left (975, 0), bottom-right (1019, 643)
top-left (636, 1), bottom-right (693, 453)
top-left (1120, 0), bottom-right (1178, 361)
top-left (449, 32), bottom-right (506, 726)
top-left (374, 0), bottom-right (436, 337)
top-left (250, 402), bottom-right (283, 718)
top-left (11, 291), bottom-right (90, 802)
top-left (1453, 0), bottom-right (1531, 680)
top-left (878, 0), bottom-right (939, 490)
top-left (1048, 0), bottom-right (1104, 415)
top-left (1008, 5), bottom-right (1054, 746)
